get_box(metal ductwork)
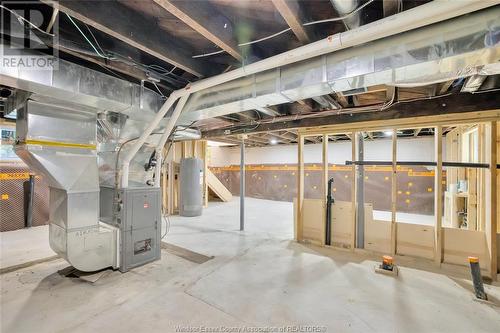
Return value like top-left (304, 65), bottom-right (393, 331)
top-left (0, 48), bottom-right (163, 121)
top-left (178, 6), bottom-right (500, 125)
top-left (15, 100), bottom-right (119, 271)
top-left (330, 0), bottom-right (360, 29)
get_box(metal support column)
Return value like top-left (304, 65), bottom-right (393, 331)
top-left (356, 133), bottom-right (365, 248)
top-left (240, 140), bottom-right (245, 231)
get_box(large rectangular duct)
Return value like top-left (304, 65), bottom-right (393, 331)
top-left (178, 6), bottom-right (500, 125)
top-left (15, 100), bottom-right (119, 271)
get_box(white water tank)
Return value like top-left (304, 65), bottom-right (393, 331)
top-left (179, 158), bottom-right (203, 217)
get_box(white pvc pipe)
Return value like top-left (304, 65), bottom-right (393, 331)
top-left (120, 89), bottom-right (183, 188)
top-left (120, 0), bottom-right (497, 188)
top-left (152, 94), bottom-right (190, 188)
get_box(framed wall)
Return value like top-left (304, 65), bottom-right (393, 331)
top-left (295, 110), bottom-right (499, 280)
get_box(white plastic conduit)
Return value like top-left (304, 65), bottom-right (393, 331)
top-left (120, 0), bottom-right (499, 188)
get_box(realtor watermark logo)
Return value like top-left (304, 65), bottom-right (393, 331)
top-left (1, 1), bottom-right (59, 70)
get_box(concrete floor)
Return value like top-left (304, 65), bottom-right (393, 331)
top-left (1, 197), bottom-right (500, 332)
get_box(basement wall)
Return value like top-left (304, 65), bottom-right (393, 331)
top-left (208, 137), bottom-right (439, 215)
top-left (209, 137), bottom-right (436, 166)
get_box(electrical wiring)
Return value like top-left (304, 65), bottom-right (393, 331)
top-left (65, 14), bottom-right (187, 87)
top-left (0, 4), bottom-right (55, 37)
top-left (161, 213), bottom-right (170, 239)
top-left (238, 28), bottom-right (292, 47)
top-left (0, 6), bottom-right (187, 88)
top-left (152, 81), bottom-right (166, 98)
top-left (84, 23), bottom-right (107, 57)
top-left (193, 0), bottom-right (376, 55)
top-left (113, 132), bottom-right (164, 188)
top-left (66, 13), bottom-right (110, 59)
top-left (192, 49), bottom-right (229, 58)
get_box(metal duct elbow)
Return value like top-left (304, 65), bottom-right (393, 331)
top-left (330, 0), bottom-right (360, 29)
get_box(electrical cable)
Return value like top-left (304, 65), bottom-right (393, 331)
top-left (192, 0), bottom-right (375, 55)
top-left (84, 23), bottom-right (107, 56)
top-left (65, 14), bottom-right (188, 86)
top-left (65, 13), bottom-right (109, 59)
top-left (192, 50), bottom-right (226, 58)
top-left (152, 81), bottom-right (166, 98)
top-left (114, 132), bottom-right (164, 188)
top-left (0, 4), bottom-right (55, 37)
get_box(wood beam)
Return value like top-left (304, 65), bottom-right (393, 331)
top-left (486, 121), bottom-right (497, 280)
top-left (47, 0), bottom-right (211, 77)
top-left (153, 0), bottom-right (242, 61)
top-left (265, 132), bottom-right (293, 143)
top-left (46, 7), bottom-right (59, 33)
top-left (272, 0), bottom-right (310, 44)
top-left (322, 134), bottom-right (328, 246)
top-left (438, 80), bottom-right (455, 95)
top-left (202, 91), bottom-right (500, 138)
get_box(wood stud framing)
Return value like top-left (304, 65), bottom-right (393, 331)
top-left (351, 132), bottom-right (357, 250)
top-left (295, 113), bottom-right (499, 280)
top-left (486, 121), bottom-right (497, 280)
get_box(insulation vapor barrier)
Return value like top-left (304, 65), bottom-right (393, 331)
top-left (211, 164), bottom-right (440, 216)
top-left (180, 7), bottom-right (500, 124)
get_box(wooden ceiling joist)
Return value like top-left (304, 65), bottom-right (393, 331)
top-left (153, 0), bottom-right (242, 62)
top-left (202, 91), bottom-right (500, 137)
top-left (272, 0), bottom-right (310, 44)
top-left (46, 0), bottom-right (210, 77)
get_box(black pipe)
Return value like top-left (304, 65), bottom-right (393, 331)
top-left (468, 257), bottom-right (487, 300)
top-left (325, 178), bottom-right (335, 246)
top-left (24, 174), bottom-right (35, 228)
top-left (345, 160), bottom-right (492, 169)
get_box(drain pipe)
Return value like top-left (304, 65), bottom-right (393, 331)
top-left (325, 178), bottom-right (335, 245)
top-left (153, 94), bottom-right (191, 187)
top-left (120, 0), bottom-right (495, 188)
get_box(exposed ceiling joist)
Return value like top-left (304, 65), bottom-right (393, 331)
top-left (153, 0), bottom-right (242, 62)
top-left (272, 0), bottom-right (310, 44)
top-left (202, 91), bottom-right (500, 137)
top-left (438, 80), bottom-right (455, 95)
top-left (256, 107), bottom-right (281, 117)
top-left (265, 132), bottom-right (293, 143)
top-left (45, 0), bottom-right (210, 77)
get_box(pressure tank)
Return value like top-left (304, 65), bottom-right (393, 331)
top-left (179, 158), bottom-right (203, 217)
